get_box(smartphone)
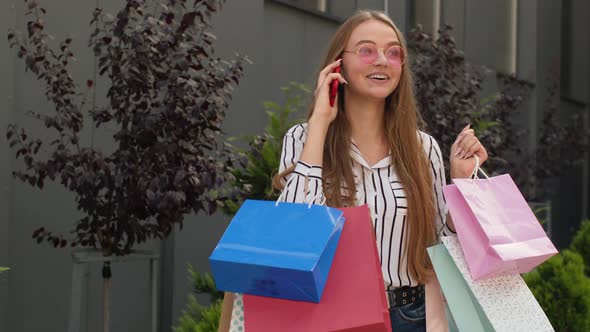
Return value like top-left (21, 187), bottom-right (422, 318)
top-left (329, 59), bottom-right (341, 107)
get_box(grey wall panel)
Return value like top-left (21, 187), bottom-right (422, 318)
top-left (412, 0), bottom-right (441, 38)
top-left (263, 2), bottom-right (308, 103)
top-left (495, 0), bottom-right (518, 74)
top-left (552, 163), bottom-right (586, 247)
top-left (357, 0), bottom-right (384, 12)
top-left (552, 99), bottom-right (587, 247)
top-left (464, 0), bottom-right (498, 70)
top-left (517, 0), bottom-right (538, 83)
top-left (387, 0), bottom-right (408, 34)
top-left (535, 0), bottom-right (562, 128)
top-left (262, 1), bottom-right (338, 117)
top-left (441, 0), bottom-right (466, 50)
top-left (563, 0), bottom-right (590, 102)
top-left (215, 0), bottom-right (266, 137)
top-left (301, 15), bottom-right (341, 89)
top-left (0, 1), bottom-right (17, 331)
top-left (330, 0), bottom-right (356, 19)
top-left (537, 0), bottom-right (585, 248)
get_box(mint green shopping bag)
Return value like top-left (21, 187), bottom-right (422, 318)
top-left (428, 236), bottom-right (554, 332)
top-left (427, 243), bottom-right (495, 332)
top-left (445, 304), bottom-right (458, 332)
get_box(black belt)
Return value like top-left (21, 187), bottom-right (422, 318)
top-left (386, 285), bottom-right (425, 308)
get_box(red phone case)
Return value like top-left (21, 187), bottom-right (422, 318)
top-left (329, 64), bottom-right (341, 107)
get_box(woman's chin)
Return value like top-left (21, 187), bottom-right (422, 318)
top-left (355, 82), bottom-right (396, 98)
top-left (363, 89), bottom-right (395, 100)
top-left (346, 84), bottom-right (397, 101)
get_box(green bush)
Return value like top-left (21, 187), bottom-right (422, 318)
top-left (524, 250), bottom-right (590, 332)
top-left (174, 266), bottom-right (224, 332)
top-left (174, 295), bottom-right (222, 332)
top-left (571, 220), bottom-right (590, 276)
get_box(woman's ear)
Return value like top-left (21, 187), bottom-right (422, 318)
top-left (340, 62), bottom-right (348, 81)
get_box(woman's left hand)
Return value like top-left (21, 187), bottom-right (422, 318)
top-left (450, 124), bottom-right (488, 178)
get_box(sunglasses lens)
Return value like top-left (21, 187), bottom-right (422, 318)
top-left (357, 44), bottom-right (378, 64)
top-left (386, 46), bottom-right (404, 66)
top-left (356, 44), bottom-right (404, 66)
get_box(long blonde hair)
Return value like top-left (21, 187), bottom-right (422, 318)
top-left (273, 10), bottom-right (437, 283)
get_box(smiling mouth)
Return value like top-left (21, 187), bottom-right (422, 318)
top-left (367, 74), bottom-right (390, 81)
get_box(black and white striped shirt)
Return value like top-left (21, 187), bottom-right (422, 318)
top-left (278, 123), bottom-right (456, 289)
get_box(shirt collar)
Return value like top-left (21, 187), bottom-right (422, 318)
top-left (350, 138), bottom-right (392, 170)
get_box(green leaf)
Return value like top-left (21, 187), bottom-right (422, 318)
top-left (262, 101), bottom-right (281, 112)
top-left (479, 93), bottom-right (500, 107)
top-left (473, 120), bottom-right (498, 133)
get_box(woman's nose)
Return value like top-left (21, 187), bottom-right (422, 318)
top-left (373, 49), bottom-right (389, 66)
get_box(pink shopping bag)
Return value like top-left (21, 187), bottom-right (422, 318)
top-left (443, 173), bottom-right (557, 280)
top-left (242, 205), bottom-right (392, 332)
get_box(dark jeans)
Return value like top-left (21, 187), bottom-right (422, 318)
top-left (389, 296), bottom-right (426, 332)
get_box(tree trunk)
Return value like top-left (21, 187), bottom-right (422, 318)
top-left (103, 262), bottom-right (112, 332)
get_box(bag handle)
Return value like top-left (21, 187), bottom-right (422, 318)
top-left (307, 191), bottom-right (326, 208)
top-left (470, 155), bottom-right (491, 181)
top-left (275, 185), bottom-right (325, 208)
top-left (275, 188), bottom-right (288, 206)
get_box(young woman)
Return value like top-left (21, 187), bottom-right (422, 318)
top-left (219, 9), bottom-right (488, 332)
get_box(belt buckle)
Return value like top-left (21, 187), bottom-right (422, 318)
top-left (388, 286), bottom-right (424, 308)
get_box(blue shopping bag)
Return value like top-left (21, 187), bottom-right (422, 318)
top-left (209, 199), bottom-right (345, 303)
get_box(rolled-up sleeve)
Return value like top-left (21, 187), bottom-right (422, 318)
top-left (278, 124), bottom-right (325, 205)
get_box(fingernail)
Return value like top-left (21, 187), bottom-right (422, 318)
top-left (454, 148), bottom-right (463, 156)
top-left (463, 124), bottom-right (471, 131)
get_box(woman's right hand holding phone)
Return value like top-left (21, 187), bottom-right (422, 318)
top-left (299, 59), bottom-right (347, 167)
top-left (310, 59), bottom-right (347, 129)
